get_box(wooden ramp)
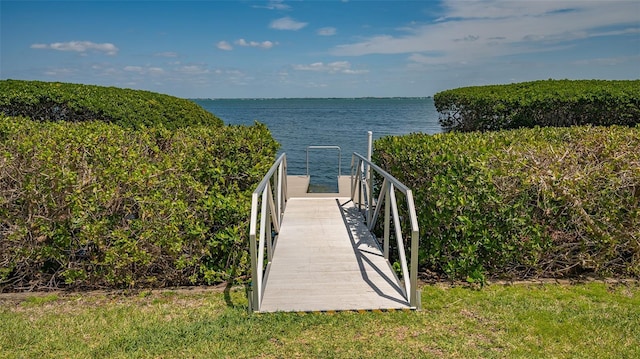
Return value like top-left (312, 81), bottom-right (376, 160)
top-left (259, 196), bottom-right (410, 313)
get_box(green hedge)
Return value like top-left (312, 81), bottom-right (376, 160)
top-left (0, 116), bottom-right (278, 291)
top-left (374, 126), bottom-right (640, 282)
top-left (0, 80), bottom-right (223, 129)
top-left (434, 80), bottom-right (640, 132)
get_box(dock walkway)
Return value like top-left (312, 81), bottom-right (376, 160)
top-left (258, 176), bottom-right (410, 312)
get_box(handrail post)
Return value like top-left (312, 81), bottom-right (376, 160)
top-left (350, 155), bottom-right (356, 199)
top-left (282, 157), bottom-right (288, 203)
top-left (358, 159), bottom-right (364, 212)
top-left (407, 190), bottom-right (420, 308)
top-left (248, 193), bottom-right (260, 311)
top-left (383, 184), bottom-right (390, 259)
top-left (276, 162), bottom-right (283, 222)
top-left (366, 131), bottom-right (373, 226)
top-left (410, 227), bottom-right (419, 308)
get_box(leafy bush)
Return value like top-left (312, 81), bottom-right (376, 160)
top-left (0, 116), bottom-right (278, 291)
top-left (434, 80), bottom-right (640, 132)
top-left (374, 126), bottom-right (640, 282)
top-left (0, 79), bottom-right (223, 129)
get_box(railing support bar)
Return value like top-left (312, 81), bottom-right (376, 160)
top-left (389, 186), bottom-right (411, 298)
top-left (248, 154), bottom-right (288, 312)
top-left (369, 178), bottom-right (388, 230)
top-left (256, 186), bottom-right (269, 306)
top-left (267, 183), bottom-right (280, 234)
top-left (350, 152), bottom-right (420, 309)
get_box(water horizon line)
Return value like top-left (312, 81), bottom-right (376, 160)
top-left (191, 96), bottom-right (433, 101)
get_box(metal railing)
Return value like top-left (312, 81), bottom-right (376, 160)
top-left (248, 153), bottom-right (288, 312)
top-left (350, 152), bottom-right (420, 308)
top-left (306, 145), bottom-right (341, 176)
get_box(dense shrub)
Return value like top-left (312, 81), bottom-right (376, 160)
top-left (0, 116), bottom-right (278, 291)
top-left (374, 126), bottom-right (640, 282)
top-left (0, 79), bottom-right (223, 129)
top-left (434, 80), bottom-right (640, 132)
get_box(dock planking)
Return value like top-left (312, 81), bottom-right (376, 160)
top-left (258, 194), bottom-right (410, 313)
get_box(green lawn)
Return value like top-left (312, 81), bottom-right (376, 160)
top-left (1, 282), bottom-right (638, 358)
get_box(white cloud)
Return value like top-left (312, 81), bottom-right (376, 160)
top-left (591, 27), bottom-right (640, 38)
top-left (235, 38), bottom-right (277, 49)
top-left (307, 82), bottom-right (329, 88)
top-left (270, 17), bottom-right (308, 31)
top-left (31, 41), bottom-right (118, 55)
top-left (149, 67), bottom-right (164, 75)
top-left (218, 39), bottom-right (277, 50)
top-left (572, 55), bottom-right (640, 66)
top-left (342, 69), bottom-right (369, 75)
top-left (90, 63), bottom-right (119, 76)
top-left (213, 69), bottom-right (251, 86)
top-left (217, 41), bottom-right (233, 51)
top-left (293, 61), bottom-right (368, 74)
top-left (317, 27), bottom-right (337, 36)
top-left (43, 68), bottom-right (75, 76)
top-left (124, 65), bottom-right (165, 75)
top-left (154, 52), bottom-right (178, 58)
top-left (175, 65), bottom-right (210, 75)
top-left (331, 0), bottom-right (640, 66)
top-left (124, 66), bottom-right (144, 72)
top-left (254, 0), bottom-right (291, 10)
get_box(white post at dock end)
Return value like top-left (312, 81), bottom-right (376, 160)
top-left (366, 131), bottom-right (373, 224)
top-left (367, 131), bottom-right (373, 162)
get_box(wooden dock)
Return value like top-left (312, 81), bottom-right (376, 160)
top-left (286, 175), bottom-right (352, 198)
top-left (258, 176), bottom-right (410, 312)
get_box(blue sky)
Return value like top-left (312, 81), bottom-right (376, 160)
top-left (1, 0), bottom-right (639, 98)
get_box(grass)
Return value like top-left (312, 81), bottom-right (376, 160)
top-left (1, 282), bottom-right (638, 358)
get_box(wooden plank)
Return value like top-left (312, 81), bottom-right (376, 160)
top-left (259, 197), bottom-right (410, 312)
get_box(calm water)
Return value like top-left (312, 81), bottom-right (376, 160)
top-left (193, 98), bottom-right (442, 190)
